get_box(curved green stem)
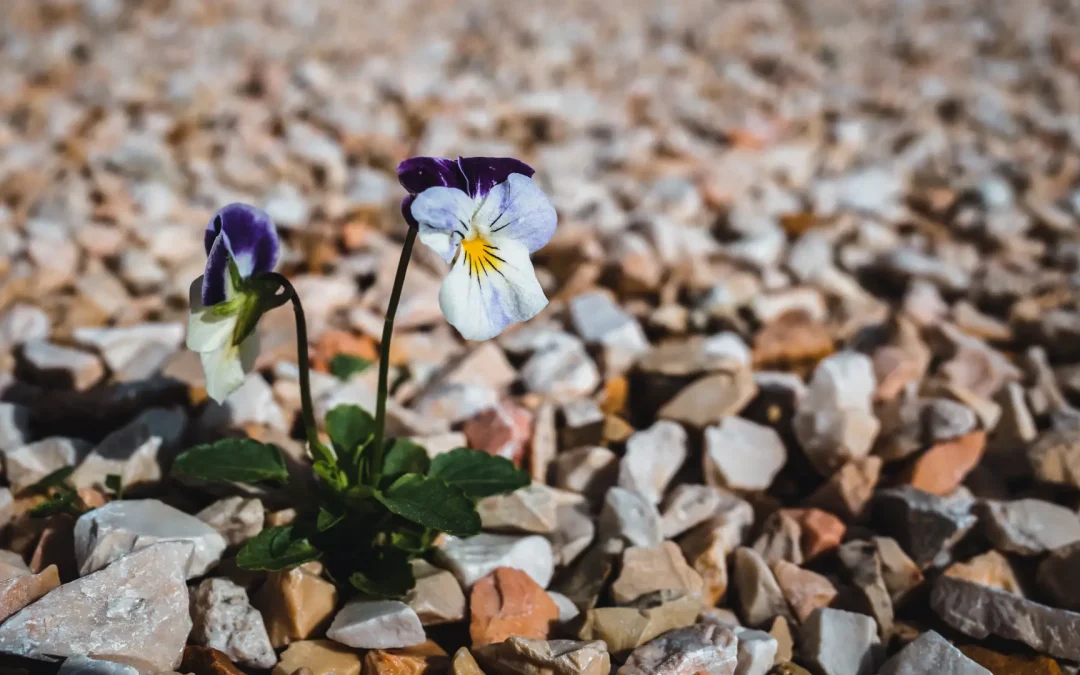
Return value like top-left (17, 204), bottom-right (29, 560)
top-left (370, 227), bottom-right (418, 483)
top-left (264, 273), bottom-right (335, 466)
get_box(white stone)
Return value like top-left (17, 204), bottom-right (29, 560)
top-left (190, 578), bottom-right (276, 669)
top-left (57, 655), bottom-right (140, 675)
top-left (436, 533), bottom-right (555, 589)
top-left (72, 323), bottom-right (185, 372)
top-left (3, 437), bottom-right (87, 493)
top-left (521, 340), bottom-right (601, 400)
top-left (801, 608), bottom-right (878, 675)
top-left (196, 497), bottom-right (265, 547)
top-left (598, 487), bottom-right (663, 548)
top-left (0, 304), bottom-right (49, 348)
top-left (734, 628), bottom-right (778, 675)
top-left (326, 599), bottom-right (425, 649)
top-left (0, 543), bottom-right (192, 672)
top-left (661, 484), bottom-right (731, 539)
top-left (553, 446), bottom-right (618, 500)
top-left (549, 503), bottom-right (596, 567)
top-left (549, 591), bottom-right (581, 623)
top-left (569, 290), bottom-right (650, 376)
top-left (70, 410), bottom-right (183, 492)
top-left (618, 421), bottom-right (688, 504)
top-left (200, 374), bottom-right (289, 433)
top-left (74, 499), bottom-right (227, 578)
top-left (20, 340), bottom-right (104, 390)
top-left (703, 418), bottom-right (787, 492)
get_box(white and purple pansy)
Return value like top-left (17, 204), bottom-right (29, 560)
top-left (398, 156), bottom-right (558, 341)
top-left (186, 203), bottom-right (281, 403)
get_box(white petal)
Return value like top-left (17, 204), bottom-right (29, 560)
top-left (200, 333), bottom-right (259, 403)
top-left (438, 237), bottom-right (547, 341)
top-left (410, 186), bottom-right (477, 264)
top-left (473, 174), bottom-right (557, 253)
top-left (186, 276), bottom-right (237, 352)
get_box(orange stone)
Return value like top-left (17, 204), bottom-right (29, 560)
top-left (782, 508), bottom-right (845, 561)
top-left (771, 560), bottom-right (837, 624)
top-left (311, 330), bottom-right (378, 373)
top-left (451, 648), bottom-right (485, 675)
top-left (752, 311), bottom-right (834, 369)
top-left (181, 645), bottom-right (247, 675)
top-left (363, 640), bottom-right (449, 675)
top-left (469, 567), bottom-right (559, 649)
top-left (906, 431), bottom-right (986, 496)
top-left (463, 404), bottom-right (533, 468)
top-left (959, 644), bottom-right (1062, 675)
top-left (599, 377), bottom-right (629, 417)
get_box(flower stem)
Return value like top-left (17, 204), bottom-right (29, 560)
top-left (265, 273), bottom-right (335, 466)
top-left (371, 227), bottom-right (418, 483)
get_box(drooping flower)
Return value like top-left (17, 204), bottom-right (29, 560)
top-left (187, 203), bottom-right (280, 403)
top-left (398, 157), bottom-right (557, 341)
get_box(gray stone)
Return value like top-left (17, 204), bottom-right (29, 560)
top-left (800, 608), bottom-right (878, 675)
top-left (703, 417), bottom-right (786, 492)
top-left (751, 512), bottom-right (802, 566)
top-left (74, 499), bottom-right (227, 578)
top-left (932, 575), bottom-right (1080, 660)
top-left (2, 437), bottom-right (87, 493)
top-left (70, 408), bottom-right (186, 492)
top-left (617, 623), bottom-right (738, 675)
top-left (522, 340), bottom-right (602, 400)
top-left (549, 503), bottom-right (596, 567)
top-left (871, 536), bottom-right (924, 605)
top-left (732, 547), bottom-right (791, 628)
top-left (922, 398), bottom-right (978, 443)
top-left (878, 630), bottom-right (990, 675)
top-left (72, 323), bottom-right (184, 372)
top-left (190, 578), bottom-right (276, 669)
top-left (559, 398), bottom-right (605, 449)
top-left (196, 497), bottom-right (265, 547)
top-left (658, 367), bottom-right (757, 429)
top-left (553, 537), bottom-right (624, 612)
top-left (733, 627), bottom-right (778, 675)
top-left (837, 540), bottom-right (893, 637)
top-left (200, 374), bottom-right (289, 433)
top-left (661, 484), bottom-right (732, 540)
top-left (0, 543), bottom-right (192, 672)
top-left (618, 420), bottom-right (687, 504)
top-left (599, 487), bottom-right (663, 548)
top-left (0, 304), bottom-right (49, 348)
top-left (549, 590), bottom-right (581, 623)
top-left (570, 290), bottom-right (650, 376)
top-left (413, 382), bottom-right (499, 425)
top-left (436, 533), bottom-right (555, 588)
top-left (978, 499), bottom-right (1080, 555)
top-left (875, 486), bottom-right (977, 568)
top-left (326, 599), bottom-right (425, 649)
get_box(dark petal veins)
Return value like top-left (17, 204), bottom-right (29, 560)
top-left (457, 157), bottom-right (534, 198)
top-left (214, 203), bottom-right (280, 277)
top-left (397, 157), bottom-right (466, 195)
top-left (201, 235), bottom-right (230, 306)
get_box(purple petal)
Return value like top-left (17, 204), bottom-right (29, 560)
top-left (201, 235), bottom-right (230, 306)
top-left (401, 195), bottom-right (418, 228)
top-left (397, 156), bottom-right (535, 199)
top-left (457, 157), bottom-right (534, 198)
top-left (205, 203), bottom-right (280, 278)
top-left (397, 157), bottom-right (467, 195)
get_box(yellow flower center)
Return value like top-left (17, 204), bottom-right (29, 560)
top-left (459, 235), bottom-right (505, 279)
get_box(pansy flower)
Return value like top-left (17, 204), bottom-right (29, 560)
top-left (398, 157), bottom-right (557, 341)
top-left (187, 203), bottom-right (280, 403)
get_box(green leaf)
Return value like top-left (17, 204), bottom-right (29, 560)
top-left (104, 474), bottom-right (123, 498)
top-left (236, 525), bottom-right (321, 571)
top-left (30, 491), bottom-right (83, 518)
top-left (317, 507), bottom-right (343, 532)
top-left (389, 525), bottom-right (438, 555)
top-left (313, 460), bottom-right (348, 492)
top-left (348, 549), bottom-right (416, 599)
top-left (172, 439), bottom-right (288, 485)
top-left (28, 466), bottom-right (75, 494)
top-left (330, 354), bottom-right (372, 380)
top-left (382, 439), bottom-right (430, 476)
top-left (325, 405), bottom-right (375, 459)
top-left (428, 448), bottom-right (530, 499)
top-left (376, 474), bottom-right (480, 537)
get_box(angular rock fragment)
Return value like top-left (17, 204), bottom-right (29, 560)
top-left (0, 543), bottom-right (192, 672)
top-left (598, 487), bottom-right (663, 548)
top-left (945, 550), bottom-right (1022, 595)
top-left (733, 627), bottom-right (778, 675)
top-left (658, 367), bottom-right (757, 429)
top-left (273, 640), bottom-right (360, 675)
top-left (752, 511), bottom-right (803, 566)
top-left (905, 431), bottom-right (986, 496)
top-left (577, 594), bottom-right (704, 655)
top-left (569, 290), bottom-right (650, 377)
top-left (932, 575), bottom-right (1080, 660)
top-left (878, 630), bottom-right (990, 675)
top-left (190, 578), bottom-right (276, 669)
top-left (553, 446), bottom-right (618, 501)
top-left (703, 417), bottom-right (787, 492)
top-left (1027, 428), bottom-right (1080, 487)
top-left (837, 540), bottom-right (893, 636)
top-left (477, 637), bottom-right (610, 675)
top-left (470, 567), bottom-right (559, 648)
top-left (977, 498), bottom-right (1080, 555)
top-left (732, 547), bottom-right (792, 627)
top-left (618, 623), bottom-right (738, 675)
top-left (57, 656), bottom-right (141, 675)
top-left (770, 560), bottom-right (837, 624)
top-left (794, 352), bottom-right (880, 475)
top-left (326, 599), bottom-right (425, 650)
top-left (254, 562), bottom-right (338, 648)
top-left (73, 499), bottom-right (227, 578)
top-left (196, 497), bottom-right (265, 547)
top-left (871, 536), bottom-right (923, 604)
top-left (363, 640), bottom-right (450, 674)
top-left (3, 437), bottom-right (87, 493)
top-left (437, 533), bottom-right (555, 588)
top-left (618, 420), bottom-right (687, 504)
top-left (805, 457), bottom-right (881, 520)
top-left (559, 398), bottom-right (605, 449)
top-left (479, 483), bottom-right (570, 534)
top-left (19, 340), bottom-right (104, 390)
top-left (874, 486), bottom-right (977, 567)
top-left (0, 564), bottom-right (59, 623)
top-left (406, 559), bottom-right (466, 625)
top-left (611, 541), bottom-right (705, 605)
top-left (800, 608), bottom-right (878, 675)
top-left (660, 484), bottom-right (732, 539)
top-left (549, 503), bottom-right (595, 567)
top-left (553, 538), bottom-right (623, 611)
